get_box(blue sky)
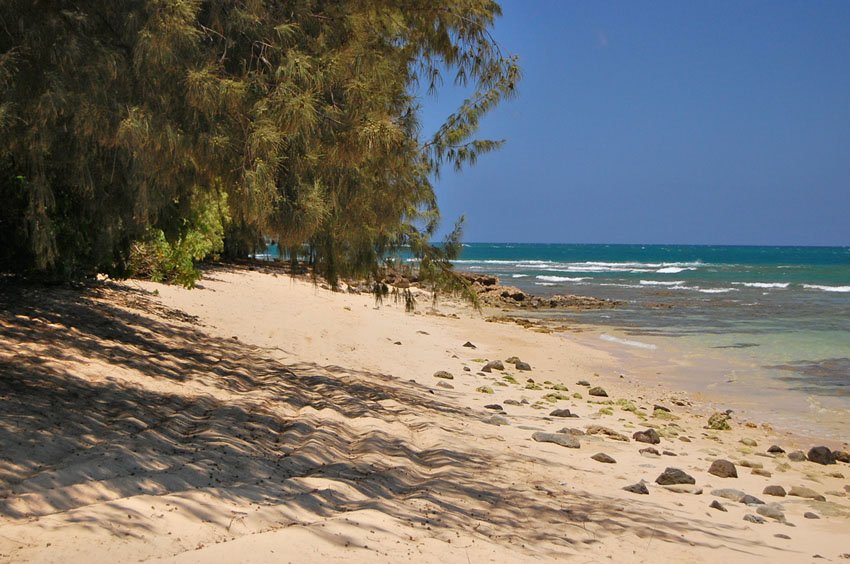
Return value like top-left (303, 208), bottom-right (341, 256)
top-left (420, 1), bottom-right (850, 246)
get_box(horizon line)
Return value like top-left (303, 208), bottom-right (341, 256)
top-left (442, 241), bottom-right (850, 249)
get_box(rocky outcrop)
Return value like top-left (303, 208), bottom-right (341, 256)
top-left (459, 273), bottom-right (621, 310)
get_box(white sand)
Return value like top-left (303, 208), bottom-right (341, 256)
top-left (1, 267), bottom-right (848, 563)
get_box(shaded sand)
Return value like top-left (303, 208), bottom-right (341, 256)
top-left (1, 266), bottom-right (849, 563)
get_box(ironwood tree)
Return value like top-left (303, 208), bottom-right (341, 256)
top-left (0, 1), bottom-right (518, 289)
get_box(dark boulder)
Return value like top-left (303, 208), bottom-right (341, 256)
top-left (623, 482), bottom-right (649, 495)
top-left (655, 467), bottom-right (695, 485)
top-left (763, 485), bottom-right (786, 497)
top-left (633, 429), bottom-right (661, 445)
top-left (708, 459), bottom-right (738, 478)
top-left (807, 446), bottom-right (836, 465)
top-left (482, 360), bottom-right (505, 373)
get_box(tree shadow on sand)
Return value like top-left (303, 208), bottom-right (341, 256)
top-left (0, 282), bottom-right (792, 559)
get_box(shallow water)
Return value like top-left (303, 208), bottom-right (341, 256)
top-left (451, 243), bottom-right (850, 439)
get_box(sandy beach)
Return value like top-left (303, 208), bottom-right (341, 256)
top-left (1, 266), bottom-right (848, 563)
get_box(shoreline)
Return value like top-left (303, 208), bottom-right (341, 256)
top-left (1, 266), bottom-right (849, 562)
top-left (458, 268), bottom-right (850, 443)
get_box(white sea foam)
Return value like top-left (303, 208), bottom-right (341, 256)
top-left (656, 266), bottom-right (693, 274)
top-left (536, 275), bottom-right (589, 282)
top-left (512, 274), bottom-right (528, 278)
top-left (639, 280), bottom-right (685, 286)
top-left (696, 288), bottom-right (739, 294)
top-left (535, 282), bottom-right (556, 286)
top-left (450, 259), bottom-right (705, 275)
top-left (600, 334), bottom-right (657, 350)
top-left (803, 284), bottom-right (850, 293)
top-left (732, 282), bottom-right (790, 289)
top-left (451, 259), bottom-right (527, 265)
top-left (549, 265), bottom-right (654, 273)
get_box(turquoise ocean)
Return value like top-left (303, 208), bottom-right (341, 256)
top-left (450, 244), bottom-right (850, 437)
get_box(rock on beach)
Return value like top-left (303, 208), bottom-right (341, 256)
top-left (655, 467), bottom-right (695, 485)
top-left (633, 429), bottom-right (661, 445)
top-left (807, 446), bottom-right (836, 465)
top-left (708, 459), bottom-right (738, 478)
top-left (532, 432), bottom-right (580, 449)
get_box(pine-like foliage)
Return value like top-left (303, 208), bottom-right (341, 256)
top-left (0, 1), bottom-right (518, 287)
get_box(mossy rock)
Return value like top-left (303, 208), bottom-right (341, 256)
top-left (572, 392), bottom-right (583, 399)
top-left (588, 386), bottom-right (608, 397)
top-left (494, 381), bottom-right (508, 387)
top-left (708, 412), bottom-right (732, 430)
top-left (502, 375), bottom-right (518, 385)
top-left (616, 399), bottom-right (639, 413)
top-left (653, 408), bottom-right (679, 421)
top-left (657, 427), bottom-right (679, 438)
top-left (543, 392), bottom-right (570, 403)
top-left (597, 407), bottom-right (614, 416)
top-left (476, 386), bottom-right (494, 394)
top-left (552, 383), bottom-right (568, 391)
top-left (525, 383), bottom-right (543, 390)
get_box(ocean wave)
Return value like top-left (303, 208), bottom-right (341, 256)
top-left (640, 284), bottom-right (734, 293)
top-left (656, 266), bottom-right (694, 274)
top-left (696, 288), bottom-right (739, 294)
top-left (450, 259), bottom-right (708, 276)
top-left (639, 280), bottom-right (685, 286)
top-left (600, 334), bottom-right (657, 350)
top-left (538, 265), bottom-right (655, 273)
top-left (579, 261), bottom-right (702, 268)
top-left (536, 275), bottom-right (589, 282)
top-left (451, 259), bottom-right (527, 265)
top-left (512, 274), bottom-right (528, 278)
top-left (597, 283), bottom-right (643, 289)
top-left (535, 282), bottom-right (556, 286)
top-left (803, 284), bottom-right (850, 293)
top-left (516, 263), bottom-right (564, 269)
top-left (732, 282), bottom-right (790, 289)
